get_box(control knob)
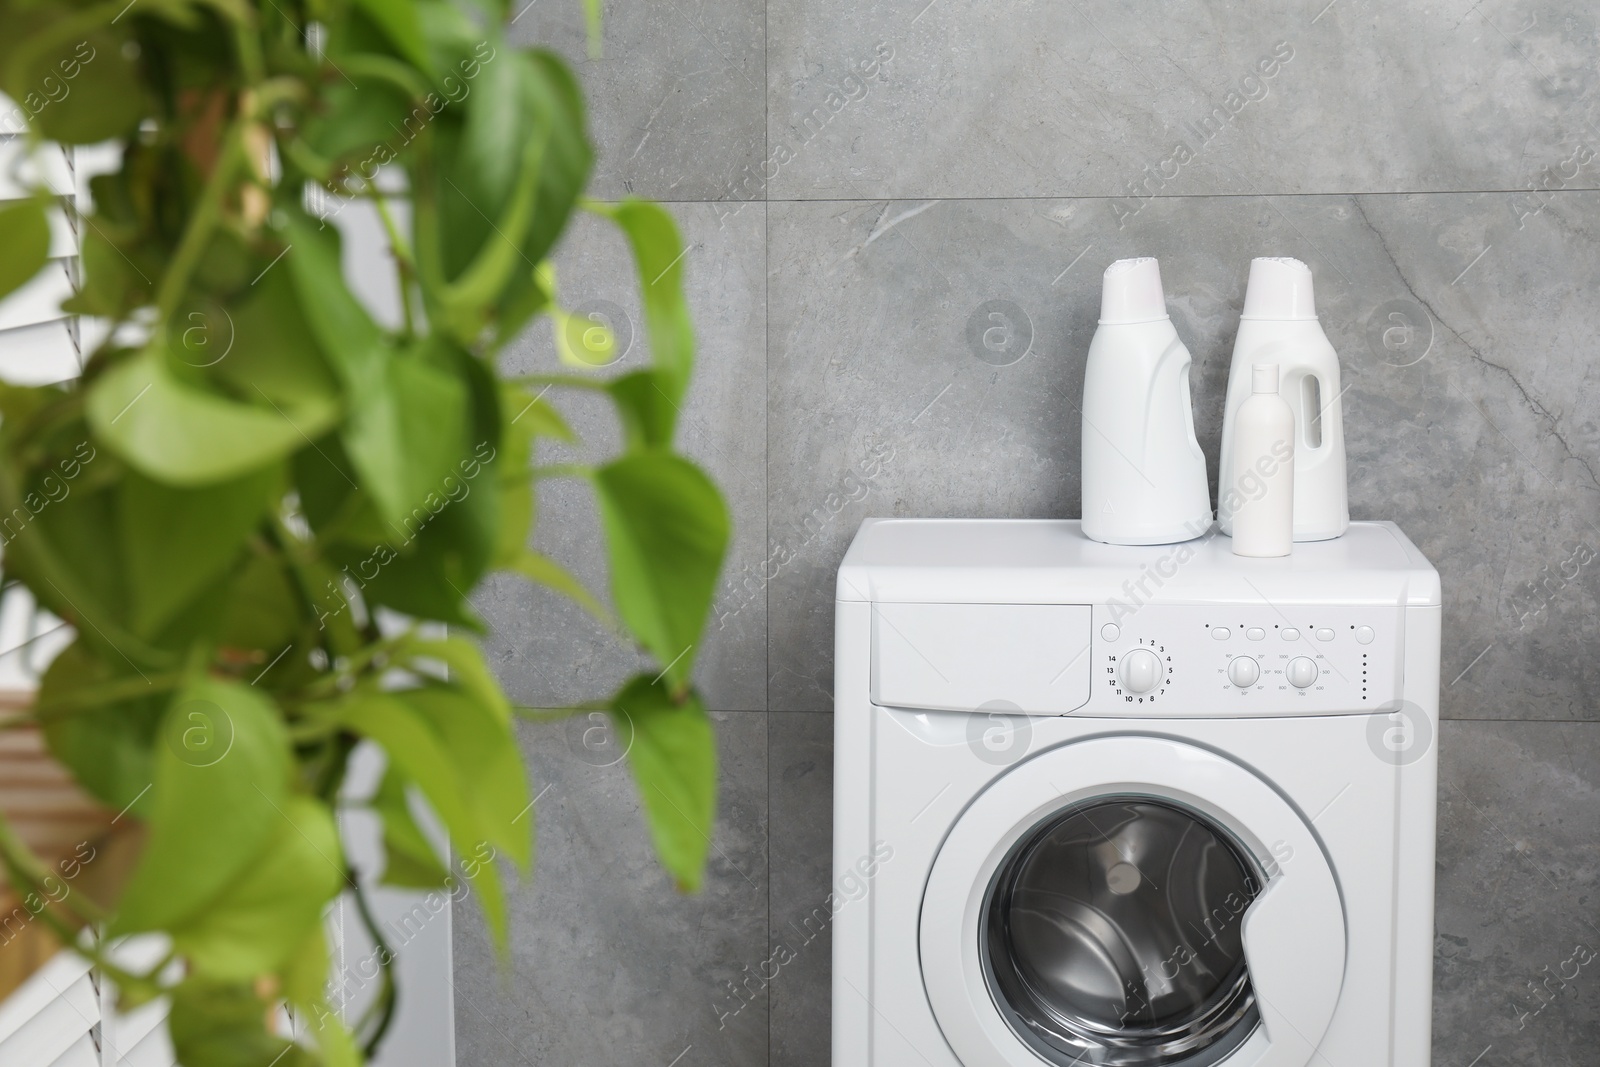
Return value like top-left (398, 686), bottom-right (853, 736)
top-left (1118, 649), bottom-right (1162, 694)
top-left (1227, 656), bottom-right (1260, 688)
top-left (1287, 656), bottom-right (1320, 688)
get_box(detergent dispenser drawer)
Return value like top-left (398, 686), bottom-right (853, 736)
top-left (870, 603), bottom-right (1092, 714)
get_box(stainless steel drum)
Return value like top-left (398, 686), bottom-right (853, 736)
top-left (981, 796), bottom-right (1264, 1067)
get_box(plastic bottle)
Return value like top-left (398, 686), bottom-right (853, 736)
top-left (1229, 363), bottom-right (1295, 558)
top-left (1080, 257), bottom-right (1213, 546)
top-left (1218, 257), bottom-right (1349, 541)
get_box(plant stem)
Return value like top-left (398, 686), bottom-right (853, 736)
top-left (532, 463), bottom-right (592, 481)
top-left (371, 194), bottom-right (419, 335)
top-left (350, 880), bottom-right (399, 1057)
top-left (231, 12), bottom-right (266, 85)
top-left (510, 372), bottom-right (612, 392)
top-left (0, 810), bottom-right (109, 926)
top-left (34, 673), bottom-right (184, 715)
top-left (512, 701), bottom-right (610, 722)
top-left (155, 124), bottom-right (248, 323)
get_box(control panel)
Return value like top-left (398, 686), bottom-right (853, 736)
top-left (1087, 604), bottom-right (1403, 717)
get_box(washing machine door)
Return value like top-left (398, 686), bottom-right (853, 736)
top-left (920, 735), bottom-right (1345, 1067)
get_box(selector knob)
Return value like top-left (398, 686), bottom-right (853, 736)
top-left (1227, 656), bottom-right (1260, 688)
top-left (1118, 649), bottom-right (1162, 694)
top-left (1287, 657), bottom-right (1320, 688)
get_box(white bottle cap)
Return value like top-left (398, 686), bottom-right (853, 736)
top-left (1241, 257), bottom-right (1317, 320)
top-left (1099, 257), bottom-right (1168, 324)
top-left (1252, 362), bottom-right (1280, 393)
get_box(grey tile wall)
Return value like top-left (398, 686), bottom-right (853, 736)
top-left (765, 0), bottom-right (1600, 200)
top-left (452, 712), bottom-right (769, 1067)
top-left (1433, 721), bottom-right (1600, 1067)
top-left (477, 202), bottom-right (768, 713)
top-left (512, 0), bottom-right (766, 201)
top-left (767, 192), bottom-right (1600, 717)
top-left (458, 2), bottom-right (1600, 1064)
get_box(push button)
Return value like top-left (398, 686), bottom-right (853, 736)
top-left (1211, 627), bottom-right (1230, 640)
top-left (1315, 628), bottom-right (1335, 642)
top-left (1281, 627), bottom-right (1300, 641)
top-left (1355, 625), bottom-right (1375, 645)
top-left (1100, 624), bottom-right (1121, 641)
top-left (1246, 627), bottom-right (1265, 641)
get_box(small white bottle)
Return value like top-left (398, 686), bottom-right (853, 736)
top-left (1229, 363), bottom-right (1295, 558)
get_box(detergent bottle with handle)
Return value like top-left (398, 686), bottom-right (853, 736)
top-left (1218, 257), bottom-right (1349, 542)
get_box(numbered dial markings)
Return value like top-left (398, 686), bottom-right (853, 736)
top-left (1104, 640), bottom-right (1173, 704)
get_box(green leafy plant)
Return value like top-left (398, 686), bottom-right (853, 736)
top-left (0, 1), bottom-right (728, 1062)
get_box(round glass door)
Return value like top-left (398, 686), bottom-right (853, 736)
top-left (980, 796), bottom-right (1263, 1067)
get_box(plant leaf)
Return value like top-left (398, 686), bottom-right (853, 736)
top-left (350, 0), bottom-right (434, 74)
top-left (66, 215), bottom-right (152, 318)
top-left (281, 927), bottom-right (361, 1067)
top-left (170, 796), bottom-right (344, 980)
top-left (168, 980), bottom-right (312, 1067)
top-left (318, 690), bottom-right (513, 945)
top-left (281, 212), bottom-right (385, 393)
top-left (112, 678), bottom-right (293, 933)
top-left (613, 675), bottom-right (716, 892)
top-left (583, 0), bottom-right (604, 58)
top-left (23, 469), bottom-right (127, 627)
top-left (592, 452), bottom-right (728, 690)
top-left (437, 134), bottom-right (546, 342)
top-left (489, 383), bottom-right (571, 566)
top-left (587, 199), bottom-right (694, 401)
top-left (216, 554), bottom-right (301, 652)
top-left (399, 684), bottom-right (529, 870)
top-left (520, 51), bottom-right (591, 266)
top-left (279, 926), bottom-right (331, 1009)
top-left (458, 32), bottom-right (523, 217)
top-left (395, 635), bottom-right (511, 727)
top-left (606, 369), bottom-right (678, 450)
top-left (371, 764), bottom-right (450, 889)
top-left (14, 33), bottom-right (146, 144)
top-left (119, 464), bottom-right (280, 636)
top-left (85, 348), bottom-right (338, 486)
top-left (340, 452), bottom-right (497, 629)
top-left (506, 548), bottom-right (609, 626)
top-left (211, 266), bottom-right (341, 408)
top-left (0, 199), bottom-right (50, 301)
top-left (37, 640), bottom-right (164, 811)
top-left (342, 355), bottom-right (469, 531)
top-left (301, 75), bottom-right (414, 165)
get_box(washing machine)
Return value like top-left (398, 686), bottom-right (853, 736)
top-left (832, 519), bottom-right (1440, 1067)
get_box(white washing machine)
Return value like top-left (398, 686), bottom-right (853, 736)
top-left (832, 519), bottom-right (1440, 1067)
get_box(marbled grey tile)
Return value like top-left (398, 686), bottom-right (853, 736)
top-left (765, 0), bottom-right (1600, 200)
top-left (768, 713), bottom-right (834, 1067)
top-left (512, 0), bottom-right (765, 201)
top-left (1433, 720), bottom-right (1600, 1067)
top-left (766, 193), bottom-right (1600, 713)
top-left (453, 711), bottom-right (768, 1067)
top-left (478, 202), bottom-right (767, 711)
top-left (1317, 192), bottom-right (1600, 722)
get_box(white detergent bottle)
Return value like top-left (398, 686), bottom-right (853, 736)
top-left (1218, 257), bottom-right (1349, 541)
top-left (1229, 363), bottom-right (1295, 557)
top-left (1080, 257), bottom-right (1213, 546)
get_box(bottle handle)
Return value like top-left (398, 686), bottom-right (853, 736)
top-left (1299, 370), bottom-right (1329, 452)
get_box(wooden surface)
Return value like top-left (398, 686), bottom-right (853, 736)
top-left (0, 697), bottom-right (126, 1004)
